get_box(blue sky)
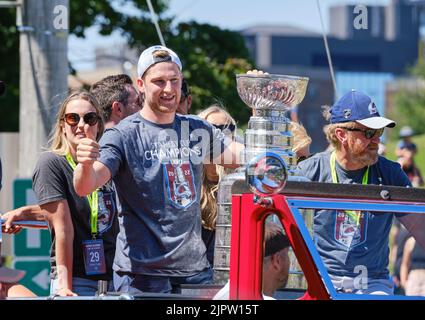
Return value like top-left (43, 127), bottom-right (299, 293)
top-left (69, 0), bottom-right (389, 71)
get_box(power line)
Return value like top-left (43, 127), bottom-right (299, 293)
top-left (146, 0), bottom-right (165, 46)
top-left (316, 0), bottom-right (338, 99)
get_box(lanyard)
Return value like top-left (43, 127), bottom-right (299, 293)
top-left (330, 151), bottom-right (369, 225)
top-left (66, 153), bottom-right (99, 238)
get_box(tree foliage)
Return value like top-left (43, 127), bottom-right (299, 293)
top-left (0, 0), bottom-right (253, 131)
top-left (0, 8), bottom-right (20, 131)
top-left (389, 60), bottom-right (425, 139)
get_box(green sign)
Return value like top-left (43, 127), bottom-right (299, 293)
top-left (13, 260), bottom-right (51, 296)
top-left (13, 179), bottom-right (51, 257)
top-left (13, 229), bottom-right (51, 257)
top-left (12, 179), bottom-right (52, 295)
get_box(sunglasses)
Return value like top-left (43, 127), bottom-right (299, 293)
top-left (341, 127), bottom-right (384, 139)
top-left (64, 112), bottom-right (99, 127)
top-left (213, 124), bottom-right (236, 133)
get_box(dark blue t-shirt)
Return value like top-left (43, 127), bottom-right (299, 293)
top-left (99, 112), bottom-right (226, 276)
top-left (298, 151), bottom-right (411, 278)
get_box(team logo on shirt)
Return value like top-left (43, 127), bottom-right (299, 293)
top-left (334, 210), bottom-right (367, 248)
top-left (97, 190), bottom-right (116, 234)
top-left (164, 161), bottom-right (197, 208)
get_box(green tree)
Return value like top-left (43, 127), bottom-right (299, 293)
top-left (0, 8), bottom-right (20, 132)
top-left (167, 21), bottom-right (253, 124)
top-left (0, 0), bottom-right (253, 131)
top-left (389, 60), bottom-right (425, 139)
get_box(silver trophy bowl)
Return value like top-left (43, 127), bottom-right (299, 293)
top-left (236, 73), bottom-right (309, 195)
top-left (236, 74), bottom-right (309, 110)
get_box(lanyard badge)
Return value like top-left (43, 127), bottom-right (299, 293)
top-left (330, 152), bottom-right (369, 227)
top-left (82, 239), bottom-right (107, 275)
top-left (66, 153), bottom-right (107, 275)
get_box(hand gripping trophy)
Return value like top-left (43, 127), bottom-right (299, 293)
top-left (236, 71), bottom-right (309, 197)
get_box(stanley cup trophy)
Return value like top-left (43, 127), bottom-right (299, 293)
top-left (236, 73), bottom-right (309, 197)
top-left (212, 72), bottom-right (309, 285)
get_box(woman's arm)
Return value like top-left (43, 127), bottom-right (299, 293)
top-left (1, 205), bottom-right (46, 234)
top-left (42, 200), bottom-right (77, 297)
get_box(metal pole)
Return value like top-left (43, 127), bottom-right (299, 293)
top-left (316, 0), bottom-right (338, 99)
top-left (146, 0), bottom-right (166, 46)
top-left (19, 0), bottom-right (69, 177)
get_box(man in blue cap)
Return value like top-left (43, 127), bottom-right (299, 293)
top-left (298, 90), bottom-right (425, 295)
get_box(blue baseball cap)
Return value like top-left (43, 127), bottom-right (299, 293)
top-left (330, 90), bottom-right (395, 129)
top-left (137, 45), bottom-right (182, 78)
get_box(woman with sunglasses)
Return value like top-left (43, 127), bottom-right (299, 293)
top-left (197, 105), bottom-right (238, 266)
top-left (42, 91), bottom-right (120, 296)
top-left (3, 91), bottom-right (119, 296)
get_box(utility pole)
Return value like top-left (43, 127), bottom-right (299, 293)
top-left (18, 0), bottom-right (68, 177)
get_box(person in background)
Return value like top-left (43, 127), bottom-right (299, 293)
top-left (214, 222), bottom-right (291, 300)
top-left (397, 148), bottom-right (424, 187)
top-left (197, 105), bottom-right (237, 265)
top-left (90, 74), bottom-right (142, 129)
top-left (176, 78), bottom-right (192, 115)
top-left (396, 126), bottom-right (417, 158)
top-left (395, 125), bottom-right (423, 187)
top-left (389, 220), bottom-right (411, 295)
top-left (400, 236), bottom-right (425, 296)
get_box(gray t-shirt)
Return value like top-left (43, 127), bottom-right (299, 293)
top-left (298, 151), bottom-right (411, 278)
top-left (33, 152), bottom-right (119, 280)
top-left (98, 112), bottom-right (226, 276)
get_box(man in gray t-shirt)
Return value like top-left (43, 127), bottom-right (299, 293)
top-left (73, 45), bottom-right (243, 294)
top-left (298, 90), bottom-right (425, 295)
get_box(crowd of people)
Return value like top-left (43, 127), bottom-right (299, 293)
top-left (1, 44), bottom-right (424, 299)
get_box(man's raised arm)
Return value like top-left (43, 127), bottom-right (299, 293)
top-left (219, 139), bottom-right (244, 169)
top-left (73, 129), bottom-right (111, 196)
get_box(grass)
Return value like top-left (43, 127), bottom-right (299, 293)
top-left (385, 133), bottom-right (425, 184)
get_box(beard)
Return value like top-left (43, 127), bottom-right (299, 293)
top-left (351, 142), bottom-right (379, 166)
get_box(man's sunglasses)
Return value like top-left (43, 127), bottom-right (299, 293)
top-left (64, 112), bottom-right (99, 127)
top-left (213, 124), bottom-right (236, 133)
top-left (340, 127), bottom-right (384, 139)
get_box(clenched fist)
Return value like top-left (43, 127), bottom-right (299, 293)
top-left (76, 124), bottom-right (100, 166)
